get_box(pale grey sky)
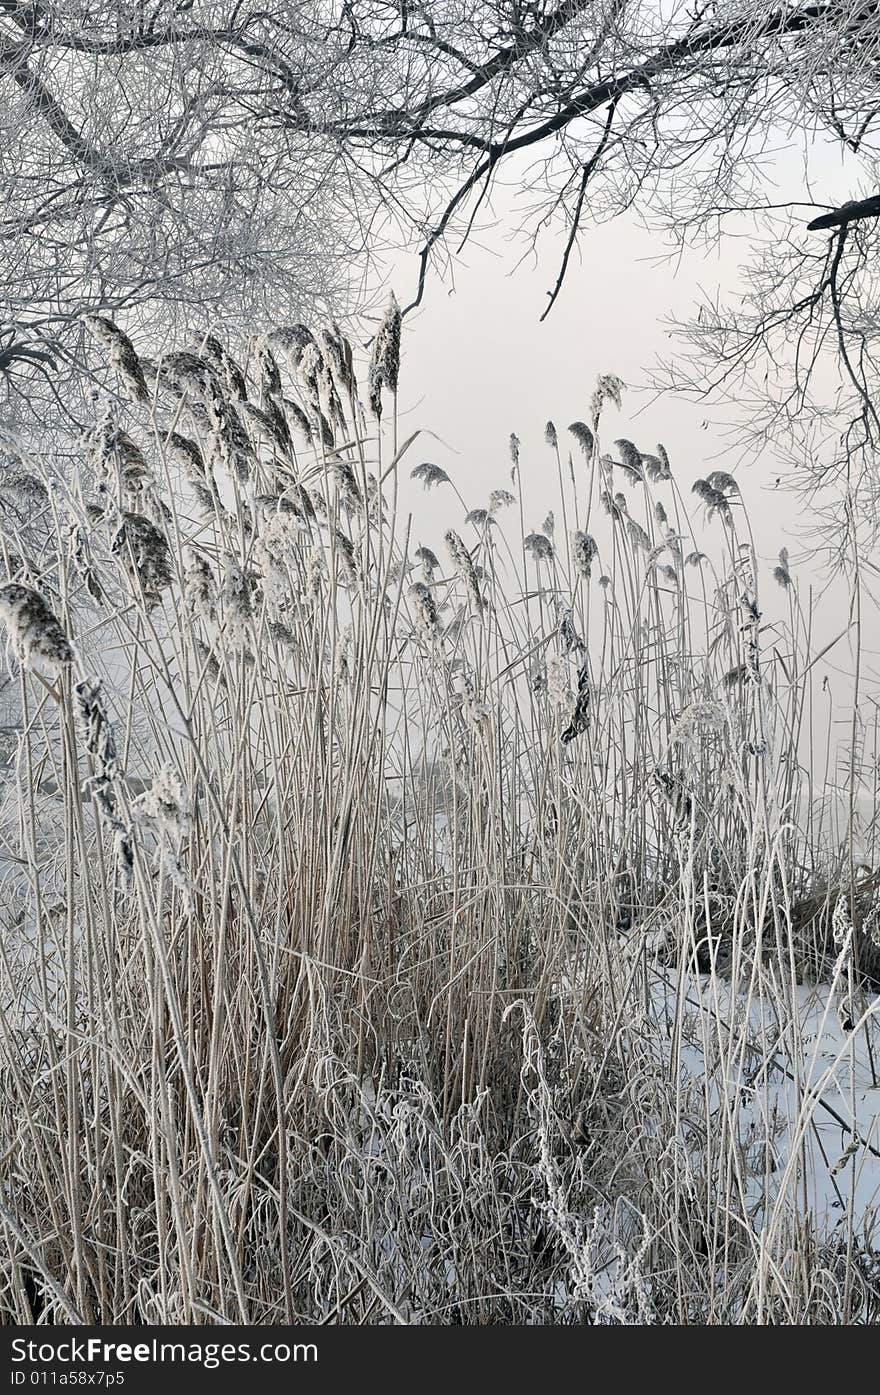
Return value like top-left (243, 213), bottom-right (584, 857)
top-left (391, 200), bottom-right (822, 594)
top-left (387, 130), bottom-right (864, 577)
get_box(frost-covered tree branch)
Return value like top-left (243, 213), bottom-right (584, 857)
top-left (5, 2), bottom-right (880, 449)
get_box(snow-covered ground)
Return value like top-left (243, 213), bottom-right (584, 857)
top-left (648, 963), bottom-right (880, 1235)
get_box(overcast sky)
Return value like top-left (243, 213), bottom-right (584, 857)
top-left (386, 133), bottom-right (864, 575)
top-left (390, 190), bottom-right (840, 604)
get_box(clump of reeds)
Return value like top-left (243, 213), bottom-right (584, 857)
top-left (0, 313), bottom-right (875, 1329)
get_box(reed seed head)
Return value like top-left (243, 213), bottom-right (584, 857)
top-left (83, 314), bottom-right (149, 404)
top-left (571, 531), bottom-right (599, 579)
top-left (0, 583), bottom-right (74, 675)
top-left (411, 463), bottom-right (451, 490)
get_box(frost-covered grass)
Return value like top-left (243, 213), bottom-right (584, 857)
top-left (0, 308), bottom-right (877, 1324)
